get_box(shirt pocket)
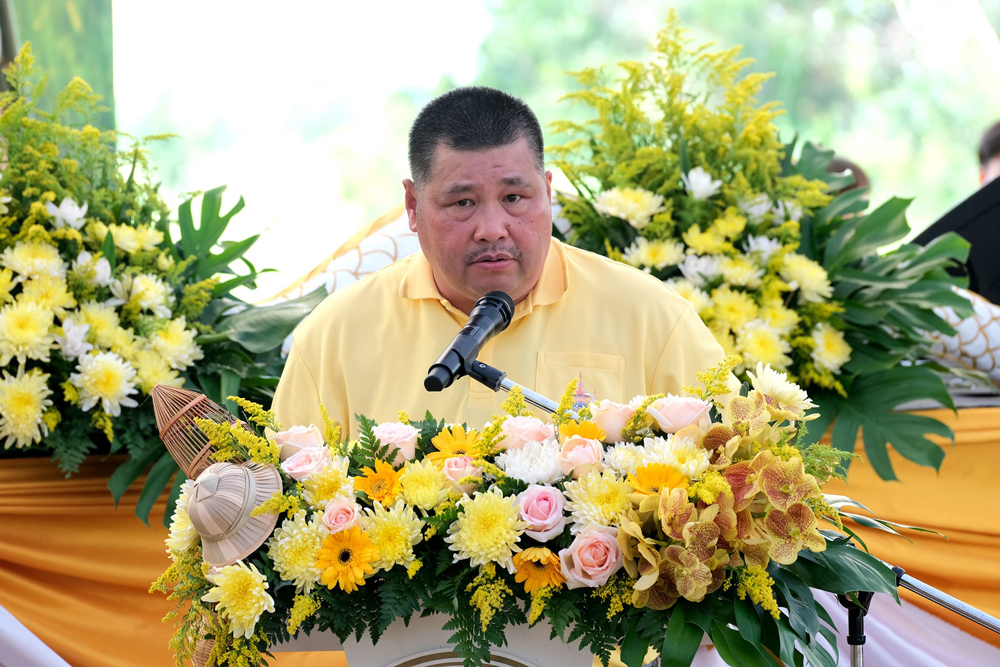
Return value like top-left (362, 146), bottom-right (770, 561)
top-left (535, 352), bottom-right (626, 407)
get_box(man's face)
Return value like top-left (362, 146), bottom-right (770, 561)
top-left (981, 156), bottom-right (1000, 186)
top-left (404, 137), bottom-right (553, 314)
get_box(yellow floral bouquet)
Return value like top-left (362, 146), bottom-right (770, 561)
top-left (550, 13), bottom-right (973, 481)
top-left (0, 46), bottom-right (324, 521)
top-left (153, 359), bottom-right (913, 667)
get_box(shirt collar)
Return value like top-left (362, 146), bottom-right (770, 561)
top-left (399, 238), bottom-right (568, 322)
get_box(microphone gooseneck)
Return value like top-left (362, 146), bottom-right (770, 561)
top-left (424, 291), bottom-right (515, 392)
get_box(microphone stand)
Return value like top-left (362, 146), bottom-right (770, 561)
top-left (466, 359), bottom-right (569, 416)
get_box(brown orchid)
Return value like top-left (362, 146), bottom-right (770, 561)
top-left (661, 545), bottom-right (713, 602)
top-left (659, 486), bottom-right (695, 540)
top-left (759, 456), bottom-right (821, 511)
top-left (763, 501), bottom-right (827, 565)
top-left (726, 391), bottom-right (769, 438)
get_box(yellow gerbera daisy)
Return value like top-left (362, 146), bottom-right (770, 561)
top-left (427, 424), bottom-right (481, 466)
top-left (513, 547), bottom-right (566, 594)
top-left (627, 463), bottom-right (689, 495)
top-left (355, 459), bottom-right (404, 506)
top-left (315, 526), bottom-right (378, 593)
top-left (558, 420), bottom-right (605, 443)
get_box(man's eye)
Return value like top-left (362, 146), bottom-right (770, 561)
top-left (504, 194), bottom-right (522, 203)
top-left (455, 199), bottom-right (474, 207)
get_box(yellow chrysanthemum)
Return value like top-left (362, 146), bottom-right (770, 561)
top-left (710, 286), bottom-right (759, 331)
top-left (445, 487), bottom-right (525, 572)
top-left (627, 462), bottom-right (688, 495)
top-left (106, 223), bottom-right (139, 253)
top-left (592, 187), bottom-right (665, 230)
top-left (564, 470), bottom-right (631, 532)
top-left (132, 348), bottom-right (183, 393)
top-left (779, 253), bottom-right (832, 304)
top-left (134, 223), bottom-right (164, 251)
top-left (622, 237), bottom-right (684, 270)
top-left (201, 561), bottom-right (275, 639)
top-left (710, 323), bottom-right (740, 361)
top-left (78, 301), bottom-right (120, 349)
top-left (0, 268), bottom-right (15, 304)
top-left (712, 207), bottom-right (748, 239)
top-left (736, 320), bottom-right (793, 371)
top-left (400, 458), bottom-right (451, 510)
top-left (513, 547), bottom-right (566, 594)
top-left (644, 435), bottom-right (712, 480)
top-left (148, 317), bottom-right (203, 370)
top-left (428, 424), bottom-right (481, 466)
top-left (165, 479), bottom-right (199, 554)
top-left (0, 240), bottom-right (67, 280)
top-left (0, 368), bottom-right (53, 449)
top-left (558, 420), bottom-right (605, 443)
top-left (720, 255), bottom-right (763, 289)
top-left (106, 326), bottom-right (139, 362)
top-left (810, 323), bottom-right (852, 374)
top-left (301, 458), bottom-right (354, 510)
top-left (69, 351), bottom-right (138, 416)
top-left (267, 510), bottom-right (325, 594)
top-left (362, 500), bottom-right (424, 572)
top-left (0, 301), bottom-right (55, 365)
top-left (760, 304), bottom-right (800, 336)
top-left (355, 459), bottom-right (404, 506)
top-left (315, 526), bottom-right (378, 593)
top-left (664, 278), bottom-right (712, 313)
top-left (683, 224), bottom-right (731, 255)
top-left (19, 276), bottom-right (76, 319)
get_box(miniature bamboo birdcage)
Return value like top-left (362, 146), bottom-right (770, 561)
top-left (151, 385), bottom-right (240, 477)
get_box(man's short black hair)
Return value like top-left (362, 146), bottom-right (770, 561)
top-left (408, 86), bottom-right (545, 186)
top-left (979, 121), bottom-right (1000, 166)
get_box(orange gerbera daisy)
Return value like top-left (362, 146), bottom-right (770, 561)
top-left (427, 424), bottom-right (481, 467)
top-left (315, 526), bottom-right (378, 593)
top-left (559, 420), bottom-right (605, 443)
top-left (513, 547), bottom-right (566, 594)
top-left (355, 459), bottom-right (403, 505)
top-left (627, 462), bottom-right (689, 495)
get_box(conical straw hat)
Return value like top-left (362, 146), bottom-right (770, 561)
top-left (186, 461), bottom-right (282, 567)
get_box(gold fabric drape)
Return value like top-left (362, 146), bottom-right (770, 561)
top-left (1, 406), bottom-right (998, 666)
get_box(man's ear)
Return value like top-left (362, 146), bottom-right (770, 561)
top-left (545, 170), bottom-right (553, 203)
top-left (403, 179), bottom-right (419, 232)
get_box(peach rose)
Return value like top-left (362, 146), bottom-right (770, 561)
top-left (498, 416), bottom-right (555, 451)
top-left (321, 498), bottom-right (360, 534)
top-left (558, 435), bottom-right (605, 479)
top-left (372, 422), bottom-right (419, 463)
top-left (441, 456), bottom-right (483, 496)
top-left (590, 400), bottom-right (636, 444)
top-left (646, 395), bottom-right (712, 434)
top-left (518, 485), bottom-right (567, 542)
top-left (280, 446), bottom-right (331, 481)
top-left (274, 424), bottom-right (325, 461)
top-left (559, 523), bottom-right (623, 589)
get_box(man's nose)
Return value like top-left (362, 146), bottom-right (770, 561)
top-left (472, 201), bottom-right (511, 243)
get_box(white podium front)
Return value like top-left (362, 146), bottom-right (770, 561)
top-left (271, 612), bottom-right (595, 666)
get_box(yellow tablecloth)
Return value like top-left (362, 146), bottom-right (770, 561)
top-left (1, 407), bottom-right (998, 666)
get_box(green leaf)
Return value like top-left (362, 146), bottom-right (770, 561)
top-left (734, 597), bottom-right (762, 647)
top-left (794, 141), bottom-right (835, 181)
top-left (824, 198), bottom-right (912, 271)
top-left (619, 614), bottom-right (649, 667)
top-left (135, 452), bottom-right (178, 526)
top-left (100, 229), bottom-right (116, 272)
top-left (197, 234), bottom-right (259, 280)
top-left (660, 607), bottom-right (704, 667)
top-left (177, 197), bottom-right (198, 256)
top-left (770, 568), bottom-right (819, 640)
top-left (786, 541), bottom-right (899, 601)
top-left (107, 443), bottom-right (163, 506)
top-left (163, 470), bottom-right (185, 529)
top-left (711, 621), bottom-right (778, 667)
top-left (813, 188), bottom-right (869, 225)
top-left (198, 186), bottom-right (246, 255)
top-left (221, 370), bottom-right (241, 416)
top-left (216, 287), bottom-right (327, 353)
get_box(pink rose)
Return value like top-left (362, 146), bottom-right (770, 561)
top-left (558, 435), bottom-right (605, 479)
top-left (646, 395), bottom-right (712, 434)
top-left (321, 498), bottom-right (360, 534)
top-left (559, 524), bottom-right (624, 589)
top-left (441, 456), bottom-right (483, 496)
top-left (590, 400), bottom-right (636, 444)
top-left (372, 422), bottom-right (419, 463)
top-left (274, 424), bottom-right (325, 461)
top-left (518, 485), bottom-right (567, 542)
top-left (280, 446), bottom-right (332, 481)
top-left (497, 416), bottom-right (554, 451)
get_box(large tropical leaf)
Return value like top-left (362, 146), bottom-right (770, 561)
top-left (215, 286), bottom-right (328, 354)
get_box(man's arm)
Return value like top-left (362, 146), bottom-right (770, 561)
top-left (650, 304), bottom-right (727, 395)
top-left (271, 338), bottom-right (328, 431)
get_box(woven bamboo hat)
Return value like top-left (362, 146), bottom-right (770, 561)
top-left (186, 461), bottom-right (282, 567)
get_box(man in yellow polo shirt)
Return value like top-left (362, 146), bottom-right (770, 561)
top-left (272, 87), bottom-right (722, 666)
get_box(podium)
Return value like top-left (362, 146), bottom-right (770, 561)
top-left (271, 613), bottom-right (595, 667)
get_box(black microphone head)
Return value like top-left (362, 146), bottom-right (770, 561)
top-left (479, 290), bottom-right (515, 331)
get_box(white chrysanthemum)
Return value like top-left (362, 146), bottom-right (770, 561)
top-left (77, 301), bottom-right (120, 349)
top-left (445, 488), bottom-right (525, 572)
top-left (53, 317), bottom-right (94, 361)
top-left (665, 278), bottom-right (712, 313)
top-left (643, 435), bottom-right (711, 480)
top-left (69, 351), bottom-right (139, 416)
top-left (773, 199), bottom-right (803, 222)
top-left (72, 251), bottom-right (113, 287)
top-left (494, 439), bottom-right (563, 485)
top-left (202, 561), bottom-right (275, 640)
top-left (780, 253), bottom-right (833, 304)
top-left (362, 500), bottom-right (424, 572)
top-left (811, 322), bottom-right (852, 374)
top-left (564, 469), bottom-right (632, 533)
top-left (603, 442), bottom-right (649, 477)
top-left (134, 224), bottom-right (164, 251)
top-left (0, 241), bottom-right (67, 281)
top-left (107, 273), bottom-right (174, 318)
top-left (301, 457), bottom-right (354, 510)
top-left (736, 319), bottom-right (793, 371)
top-left (678, 254), bottom-right (721, 288)
top-left (747, 362), bottom-right (816, 415)
top-left (622, 237), bottom-right (685, 271)
top-left (720, 255), bottom-right (764, 289)
top-left (681, 166), bottom-right (722, 200)
top-left (0, 301), bottom-right (55, 365)
top-left (593, 187), bottom-right (666, 230)
top-left (267, 509), bottom-right (326, 594)
top-left (0, 368), bottom-right (53, 449)
top-left (744, 235), bottom-right (783, 265)
top-left (148, 317), bottom-right (204, 370)
top-left (739, 194), bottom-right (772, 223)
top-left (44, 197), bottom-right (88, 229)
top-left (0, 194), bottom-right (10, 215)
top-left (165, 479), bottom-right (200, 554)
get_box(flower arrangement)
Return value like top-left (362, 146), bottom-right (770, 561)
top-left (152, 359), bottom-right (911, 667)
top-left (549, 12), bottom-right (973, 480)
top-left (0, 46), bottom-right (324, 522)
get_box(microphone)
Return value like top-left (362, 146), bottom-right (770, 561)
top-left (424, 291), bottom-right (515, 392)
